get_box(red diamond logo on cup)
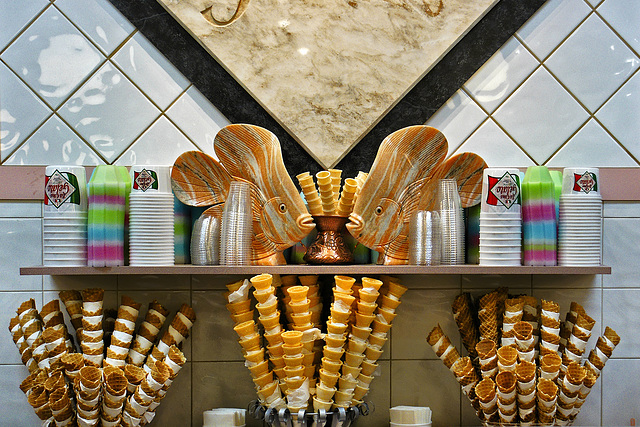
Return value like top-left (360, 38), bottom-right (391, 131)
top-left (489, 172), bottom-right (520, 209)
top-left (134, 169), bottom-right (156, 192)
top-left (575, 172), bottom-right (596, 194)
top-left (45, 170), bottom-right (77, 209)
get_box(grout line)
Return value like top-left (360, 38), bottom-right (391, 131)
top-left (0, 3), bottom-right (52, 57)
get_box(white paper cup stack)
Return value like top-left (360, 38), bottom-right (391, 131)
top-left (43, 165), bottom-right (88, 266)
top-left (558, 168), bottom-right (602, 266)
top-left (128, 165), bottom-right (175, 266)
top-left (479, 168), bottom-right (522, 266)
top-left (389, 405), bottom-right (432, 427)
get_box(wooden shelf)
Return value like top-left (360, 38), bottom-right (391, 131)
top-left (20, 265), bottom-right (611, 276)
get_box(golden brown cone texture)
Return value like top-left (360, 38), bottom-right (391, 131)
top-left (178, 304), bottom-right (197, 323)
top-left (79, 365), bottom-right (102, 388)
top-left (105, 371), bottom-right (128, 395)
top-left (541, 299), bottom-right (560, 313)
top-left (497, 345), bottom-right (518, 366)
top-left (452, 357), bottom-right (479, 387)
top-left (441, 347), bottom-right (461, 369)
top-left (168, 345), bottom-right (186, 367)
top-left (40, 300), bottom-right (60, 318)
top-left (44, 371), bottom-right (64, 392)
top-left (121, 295), bottom-right (142, 311)
top-left (27, 385), bottom-right (48, 408)
top-left (475, 378), bottom-right (497, 403)
top-left (604, 326), bottom-right (621, 346)
top-left (452, 293), bottom-right (479, 359)
top-left (515, 361), bottom-right (536, 383)
top-left (82, 288), bottom-right (104, 303)
top-left (565, 362), bottom-right (586, 386)
top-left (17, 298), bottom-right (36, 315)
top-left (513, 321), bottom-right (533, 341)
top-left (426, 324), bottom-right (444, 347)
top-left (540, 352), bottom-right (562, 370)
top-left (495, 371), bottom-right (516, 394)
top-left (476, 339), bottom-right (497, 360)
top-left (537, 378), bottom-right (558, 401)
top-left (149, 300), bottom-right (170, 318)
top-left (61, 352), bottom-right (84, 370)
top-left (124, 364), bottom-right (146, 385)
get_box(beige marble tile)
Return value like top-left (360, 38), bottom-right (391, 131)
top-left (158, 0), bottom-right (499, 167)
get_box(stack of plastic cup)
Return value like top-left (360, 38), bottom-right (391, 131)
top-left (220, 181), bottom-right (252, 265)
top-left (191, 211), bottom-right (220, 265)
top-left (558, 168), bottom-right (602, 266)
top-left (438, 179), bottom-right (465, 265)
top-left (128, 165), bottom-right (175, 266)
top-left (43, 165), bottom-right (88, 266)
top-left (479, 168), bottom-right (522, 266)
top-left (409, 210), bottom-right (441, 266)
top-left (522, 166), bottom-right (557, 266)
top-left (87, 166), bottom-right (131, 267)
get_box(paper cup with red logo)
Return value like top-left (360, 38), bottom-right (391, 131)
top-left (129, 165), bottom-right (172, 194)
top-left (481, 168), bottom-right (522, 214)
top-left (44, 166), bottom-right (88, 215)
top-left (561, 168), bottom-right (600, 197)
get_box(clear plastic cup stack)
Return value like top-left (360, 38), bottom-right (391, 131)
top-left (191, 211), bottom-right (221, 265)
top-left (128, 165), bottom-right (175, 266)
top-left (408, 210), bottom-right (441, 266)
top-left (479, 168), bottom-right (522, 266)
top-left (558, 168), bottom-right (602, 266)
top-left (220, 181), bottom-right (252, 265)
top-left (438, 179), bottom-right (465, 265)
top-left (43, 165), bottom-right (88, 266)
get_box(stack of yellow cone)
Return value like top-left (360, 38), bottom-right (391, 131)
top-left (296, 172), bottom-right (323, 216)
top-left (316, 171), bottom-right (336, 215)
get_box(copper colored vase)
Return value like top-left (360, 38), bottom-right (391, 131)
top-left (303, 216), bottom-right (354, 264)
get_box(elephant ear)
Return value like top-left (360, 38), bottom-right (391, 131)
top-left (171, 151), bottom-right (233, 207)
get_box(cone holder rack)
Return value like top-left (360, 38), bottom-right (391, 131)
top-left (248, 400), bottom-right (373, 427)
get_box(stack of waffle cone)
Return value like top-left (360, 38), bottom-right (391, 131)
top-left (59, 290), bottom-right (84, 345)
top-left (427, 324), bottom-right (461, 370)
top-left (336, 178), bottom-right (358, 217)
top-left (128, 300), bottom-right (169, 366)
top-left (296, 172), bottom-right (323, 216)
top-left (501, 297), bottom-right (524, 347)
top-left (80, 288), bottom-right (105, 367)
top-left (17, 299), bottom-right (43, 349)
top-left (41, 300), bottom-right (73, 352)
top-left (476, 339), bottom-right (498, 380)
top-left (515, 360), bottom-right (537, 423)
top-left (540, 299), bottom-right (562, 357)
top-left (329, 169), bottom-right (342, 205)
top-left (539, 352), bottom-right (562, 382)
top-left (100, 367), bottom-right (128, 426)
top-left (9, 314), bottom-right (38, 373)
top-left (585, 326), bottom-right (620, 378)
top-left (49, 381), bottom-right (75, 426)
top-left (281, 330), bottom-right (309, 411)
top-left (316, 171), bottom-right (336, 215)
top-left (61, 352), bottom-right (84, 383)
top-left (286, 285), bottom-right (320, 391)
top-left (495, 370), bottom-right (517, 423)
top-left (27, 384), bottom-right (52, 421)
top-left (76, 365), bottom-right (103, 426)
top-left (123, 359), bottom-right (170, 427)
top-left (495, 288), bottom-right (509, 333)
top-left (154, 303), bottom-right (196, 359)
top-left (147, 345), bottom-right (187, 417)
top-left (328, 276), bottom-right (356, 408)
top-left (42, 325), bottom-right (69, 368)
top-left (496, 345), bottom-right (518, 373)
top-left (559, 302), bottom-right (585, 354)
top-left (124, 364), bottom-right (146, 395)
top-left (226, 279), bottom-right (255, 325)
top-left (452, 293), bottom-right (479, 361)
top-left (556, 361), bottom-right (586, 424)
top-left (105, 295), bottom-right (141, 368)
top-left (513, 321), bottom-right (536, 362)
top-left (537, 377), bottom-right (559, 423)
top-left (521, 296), bottom-right (540, 350)
top-left (235, 319), bottom-right (277, 404)
top-left (452, 357), bottom-right (482, 412)
top-left (478, 291), bottom-right (499, 345)
top-left (475, 378), bottom-right (499, 422)
top-left (571, 363), bottom-right (598, 421)
top-left (32, 334), bottom-right (50, 370)
top-left (287, 285), bottom-right (314, 331)
top-left (561, 312), bottom-right (595, 376)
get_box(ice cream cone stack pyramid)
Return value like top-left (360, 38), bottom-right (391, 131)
top-left (429, 287), bottom-right (620, 425)
top-left (59, 290), bottom-right (84, 341)
top-left (11, 292), bottom-right (194, 426)
top-left (452, 292), bottom-right (480, 362)
top-left (9, 314), bottom-right (39, 373)
top-left (495, 370), bottom-right (518, 423)
top-left (128, 300), bottom-right (170, 366)
top-left (297, 170), bottom-right (365, 217)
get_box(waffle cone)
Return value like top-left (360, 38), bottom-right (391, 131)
top-left (17, 298), bottom-right (36, 315)
top-left (504, 297), bottom-right (524, 313)
top-left (79, 366), bottom-right (102, 388)
top-left (426, 324), bottom-right (445, 347)
top-left (441, 346), bottom-right (461, 369)
top-left (515, 360), bottom-right (536, 383)
top-left (575, 313), bottom-right (596, 331)
top-left (82, 288), bottom-right (104, 304)
top-left (105, 371), bottom-right (128, 396)
top-left (476, 339), bottom-right (497, 360)
top-left (40, 300), bottom-right (61, 319)
top-left (513, 321), bottom-right (533, 341)
top-left (475, 378), bottom-right (497, 403)
top-left (44, 371), bottom-right (65, 392)
top-left (565, 362), bottom-right (586, 386)
top-left (44, 313), bottom-right (65, 329)
top-left (497, 345), bottom-right (518, 366)
top-left (541, 329), bottom-right (561, 345)
top-left (541, 315), bottom-right (561, 329)
top-left (537, 378), bottom-right (558, 402)
top-left (541, 298), bottom-right (560, 313)
top-left (596, 336), bottom-right (614, 357)
top-left (588, 350), bottom-right (605, 370)
top-left (604, 326), bottom-right (620, 346)
top-left (541, 352), bottom-right (562, 370)
top-left (27, 385), bottom-right (48, 408)
top-left (124, 364), bottom-right (146, 385)
top-left (495, 371), bottom-right (516, 394)
top-left (49, 387), bottom-right (70, 411)
top-left (42, 326), bottom-right (65, 344)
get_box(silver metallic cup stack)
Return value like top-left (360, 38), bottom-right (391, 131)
top-left (438, 179), bottom-right (465, 265)
top-left (220, 181), bottom-right (252, 265)
top-left (409, 210), bottom-right (441, 266)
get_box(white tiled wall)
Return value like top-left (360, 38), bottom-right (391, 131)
top-left (1, 0), bottom-right (640, 426)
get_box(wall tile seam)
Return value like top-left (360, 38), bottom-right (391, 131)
top-left (0, 2), bottom-right (52, 57)
top-left (592, 7), bottom-right (640, 59)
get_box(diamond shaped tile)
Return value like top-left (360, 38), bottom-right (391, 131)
top-left (5, 115), bottom-right (104, 165)
top-left (451, 119), bottom-right (534, 167)
top-left (0, 0), bottom-right (49, 51)
top-left (493, 67), bottom-right (589, 164)
top-left (596, 71), bottom-right (640, 160)
top-left (159, 0), bottom-right (499, 168)
top-left (0, 6), bottom-right (104, 109)
top-left (0, 62), bottom-right (52, 162)
top-left (598, 0), bottom-right (640, 55)
top-left (546, 14), bottom-right (639, 113)
top-left (517, 0), bottom-right (591, 61)
top-left (56, 0), bottom-right (135, 56)
top-left (115, 116), bottom-right (198, 166)
top-left (547, 119), bottom-right (637, 167)
top-left (425, 89), bottom-right (487, 156)
top-left (59, 62), bottom-right (160, 162)
top-left (464, 37), bottom-right (539, 113)
top-left (166, 87), bottom-right (229, 159)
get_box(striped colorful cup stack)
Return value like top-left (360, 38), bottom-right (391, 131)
top-left (174, 197), bottom-right (191, 264)
top-left (522, 166), bottom-right (557, 266)
top-left (479, 168), bottom-right (522, 266)
top-left (558, 168), bottom-right (602, 266)
top-left (43, 165), bottom-right (88, 266)
top-left (128, 165), bottom-right (175, 266)
top-left (87, 166), bottom-right (131, 267)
